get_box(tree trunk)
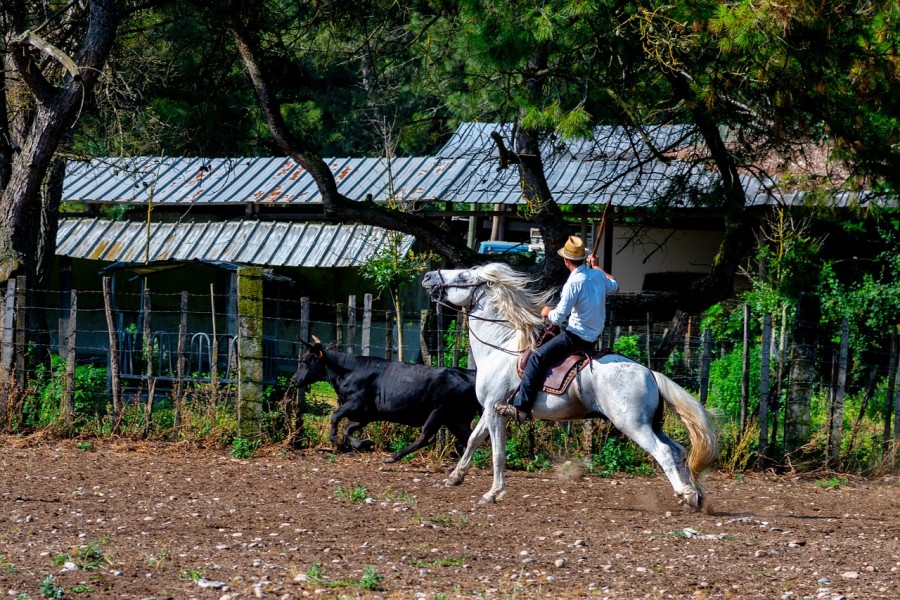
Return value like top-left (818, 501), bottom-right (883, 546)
top-left (0, 0), bottom-right (118, 282)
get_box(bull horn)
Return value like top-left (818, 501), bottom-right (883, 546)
top-left (299, 338), bottom-right (315, 349)
top-left (312, 335), bottom-right (321, 345)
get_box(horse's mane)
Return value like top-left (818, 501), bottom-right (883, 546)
top-left (476, 263), bottom-right (557, 350)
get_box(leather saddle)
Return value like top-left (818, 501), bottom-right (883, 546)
top-left (516, 347), bottom-right (616, 395)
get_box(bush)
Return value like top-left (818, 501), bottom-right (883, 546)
top-left (22, 355), bottom-right (108, 432)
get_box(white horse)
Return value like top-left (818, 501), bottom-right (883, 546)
top-left (422, 263), bottom-right (718, 509)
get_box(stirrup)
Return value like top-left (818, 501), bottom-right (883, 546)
top-left (493, 402), bottom-right (529, 424)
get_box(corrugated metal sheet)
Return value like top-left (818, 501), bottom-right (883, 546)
top-left (63, 156), bottom-right (471, 206)
top-left (61, 123), bottom-right (781, 208)
top-left (56, 218), bottom-right (415, 268)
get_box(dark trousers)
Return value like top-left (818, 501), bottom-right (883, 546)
top-left (512, 329), bottom-right (596, 411)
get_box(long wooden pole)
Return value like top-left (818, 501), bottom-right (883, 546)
top-left (590, 197), bottom-right (614, 261)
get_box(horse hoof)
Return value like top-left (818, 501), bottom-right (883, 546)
top-left (478, 495), bottom-right (496, 505)
top-left (383, 457), bottom-right (397, 464)
top-left (444, 472), bottom-right (464, 487)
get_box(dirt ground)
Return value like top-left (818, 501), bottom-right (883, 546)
top-left (0, 439), bottom-right (896, 600)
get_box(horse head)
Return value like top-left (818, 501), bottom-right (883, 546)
top-left (291, 335), bottom-right (328, 387)
top-left (422, 267), bottom-right (484, 309)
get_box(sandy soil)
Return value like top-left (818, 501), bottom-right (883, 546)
top-left (0, 440), bottom-right (896, 599)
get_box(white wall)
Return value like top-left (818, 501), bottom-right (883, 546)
top-left (597, 227), bottom-right (725, 293)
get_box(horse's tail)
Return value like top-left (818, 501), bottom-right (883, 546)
top-left (652, 371), bottom-right (718, 482)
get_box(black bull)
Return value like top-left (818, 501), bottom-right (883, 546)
top-left (291, 341), bottom-right (480, 463)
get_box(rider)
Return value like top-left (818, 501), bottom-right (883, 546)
top-left (494, 235), bottom-right (618, 423)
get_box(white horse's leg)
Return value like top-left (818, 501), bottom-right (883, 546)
top-left (624, 424), bottom-right (700, 509)
top-left (479, 411), bottom-right (508, 504)
top-left (445, 412), bottom-right (490, 487)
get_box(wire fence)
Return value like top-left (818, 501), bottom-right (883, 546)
top-left (3, 278), bottom-right (899, 472)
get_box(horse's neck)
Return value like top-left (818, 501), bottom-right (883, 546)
top-left (468, 305), bottom-right (520, 365)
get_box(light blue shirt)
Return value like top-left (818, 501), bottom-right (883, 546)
top-left (547, 265), bottom-right (618, 342)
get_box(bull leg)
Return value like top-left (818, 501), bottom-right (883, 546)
top-left (444, 418), bottom-right (474, 457)
top-left (328, 407), bottom-right (351, 449)
top-left (343, 421), bottom-right (375, 452)
top-left (384, 409), bottom-right (444, 464)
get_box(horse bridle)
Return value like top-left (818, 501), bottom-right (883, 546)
top-left (428, 270), bottom-right (521, 356)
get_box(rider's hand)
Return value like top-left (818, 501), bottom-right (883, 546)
top-left (587, 254), bottom-right (598, 268)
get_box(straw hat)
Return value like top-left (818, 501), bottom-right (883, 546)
top-left (557, 235), bottom-right (586, 261)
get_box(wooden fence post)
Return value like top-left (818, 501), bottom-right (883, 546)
top-left (142, 285), bottom-right (155, 438)
top-left (740, 303), bottom-right (750, 432)
top-left (683, 315), bottom-right (692, 372)
top-left (452, 312), bottom-right (462, 368)
top-left (14, 275), bottom-right (25, 392)
top-left (174, 291), bottom-right (188, 440)
top-left (699, 329), bottom-right (712, 406)
top-left (385, 311), bottom-right (394, 360)
top-left (436, 302), bottom-right (444, 367)
top-left (64, 290), bottom-right (77, 434)
top-left (829, 317), bottom-right (849, 468)
top-left (0, 279), bottom-right (16, 410)
top-left (102, 277), bottom-right (122, 423)
top-left (419, 309), bottom-right (432, 366)
top-left (362, 294), bottom-right (372, 357)
top-left (335, 303), bottom-right (344, 349)
top-left (300, 297), bottom-right (310, 343)
top-left (757, 312), bottom-right (773, 468)
top-left (888, 339), bottom-right (900, 457)
top-left (347, 295), bottom-right (357, 354)
top-left (210, 284), bottom-right (219, 387)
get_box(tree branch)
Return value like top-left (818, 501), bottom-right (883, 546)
top-left (227, 19), bottom-right (478, 267)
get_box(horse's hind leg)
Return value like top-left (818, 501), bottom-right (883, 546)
top-left (384, 410), bottom-right (443, 463)
top-left (622, 423), bottom-right (700, 510)
top-left (655, 429), bottom-right (699, 506)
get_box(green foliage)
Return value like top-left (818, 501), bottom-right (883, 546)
top-left (53, 539), bottom-right (110, 571)
top-left (707, 347), bottom-right (761, 424)
top-left (39, 575), bottom-right (63, 599)
top-left (613, 334), bottom-right (644, 362)
top-left (230, 438), bottom-right (256, 459)
top-left (438, 319), bottom-right (469, 369)
top-left (815, 477), bottom-right (848, 490)
top-left (360, 233), bottom-right (433, 295)
top-left (304, 563), bottom-right (383, 590)
top-left (23, 355), bottom-right (108, 431)
top-left (335, 485), bottom-right (369, 503)
top-left (588, 438), bottom-right (656, 477)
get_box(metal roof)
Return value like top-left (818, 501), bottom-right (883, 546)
top-left (62, 123), bottom-right (782, 208)
top-left (56, 218), bottom-right (415, 268)
top-left (62, 156), bottom-right (470, 206)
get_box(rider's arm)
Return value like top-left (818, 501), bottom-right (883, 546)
top-left (587, 255), bottom-right (618, 294)
top-left (547, 280), bottom-right (578, 326)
